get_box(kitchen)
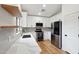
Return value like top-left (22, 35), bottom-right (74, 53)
top-left (0, 4), bottom-right (63, 54)
top-left (0, 4), bottom-right (79, 54)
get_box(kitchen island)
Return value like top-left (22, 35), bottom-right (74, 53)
top-left (6, 33), bottom-right (41, 54)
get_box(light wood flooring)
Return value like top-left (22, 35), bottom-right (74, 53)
top-left (37, 40), bottom-right (66, 54)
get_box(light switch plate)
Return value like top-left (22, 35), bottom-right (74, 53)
top-left (78, 16), bottom-right (79, 19)
top-left (78, 34), bottom-right (79, 37)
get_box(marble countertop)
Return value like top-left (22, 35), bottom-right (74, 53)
top-left (6, 33), bottom-right (41, 54)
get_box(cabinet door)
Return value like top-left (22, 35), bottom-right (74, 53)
top-left (47, 32), bottom-right (51, 41)
top-left (45, 19), bottom-right (51, 27)
top-left (27, 17), bottom-right (34, 27)
top-left (20, 12), bottom-right (27, 27)
top-left (44, 31), bottom-right (51, 40)
top-left (44, 32), bottom-right (48, 40)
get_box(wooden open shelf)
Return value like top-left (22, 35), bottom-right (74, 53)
top-left (1, 4), bottom-right (22, 16)
top-left (0, 26), bottom-right (17, 28)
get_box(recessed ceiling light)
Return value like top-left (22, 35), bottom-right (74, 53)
top-left (41, 9), bottom-right (45, 12)
top-left (43, 4), bottom-right (46, 7)
top-left (38, 12), bottom-right (41, 15)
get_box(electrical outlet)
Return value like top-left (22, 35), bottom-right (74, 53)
top-left (8, 36), bottom-right (11, 42)
top-left (78, 34), bottom-right (79, 37)
top-left (78, 16), bottom-right (79, 19)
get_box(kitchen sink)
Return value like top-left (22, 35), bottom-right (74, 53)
top-left (22, 35), bottom-right (31, 38)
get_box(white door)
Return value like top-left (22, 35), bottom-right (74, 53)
top-left (62, 13), bottom-right (79, 54)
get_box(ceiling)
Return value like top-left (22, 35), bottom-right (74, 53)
top-left (21, 4), bottom-right (61, 17)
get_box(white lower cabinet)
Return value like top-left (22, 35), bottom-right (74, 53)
top-left (31, 31), bottom-right (51, 41)
top-left (44, 31), bottom-right (51, 41)
top-left (31, 32), bottom-right (36, 40)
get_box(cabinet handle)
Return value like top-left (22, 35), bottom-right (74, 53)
top-left (65, 34), bottom-right (67, 36)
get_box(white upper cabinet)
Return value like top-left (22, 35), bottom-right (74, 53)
top-left (20, 12), bottom-right (27, 27)
top-left (27, 16), bottom-right (50, 27)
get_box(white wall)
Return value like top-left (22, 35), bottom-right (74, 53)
top-left (0, 6), bottom-right (17, 53)
top-left (62, 4), bottom-right (79, 54)
top-left (62, 4), bottom-right (79, 16)
top-left (27, 16), bottom-right (49, 27)
top-left (62, 13), bottom-right (79, 54)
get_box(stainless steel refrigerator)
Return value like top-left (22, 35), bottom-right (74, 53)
top-left (51, 21), bottom-right (62, 49)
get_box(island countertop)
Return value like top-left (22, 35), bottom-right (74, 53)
top-left (6, 33), bottom-right (41, 54)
